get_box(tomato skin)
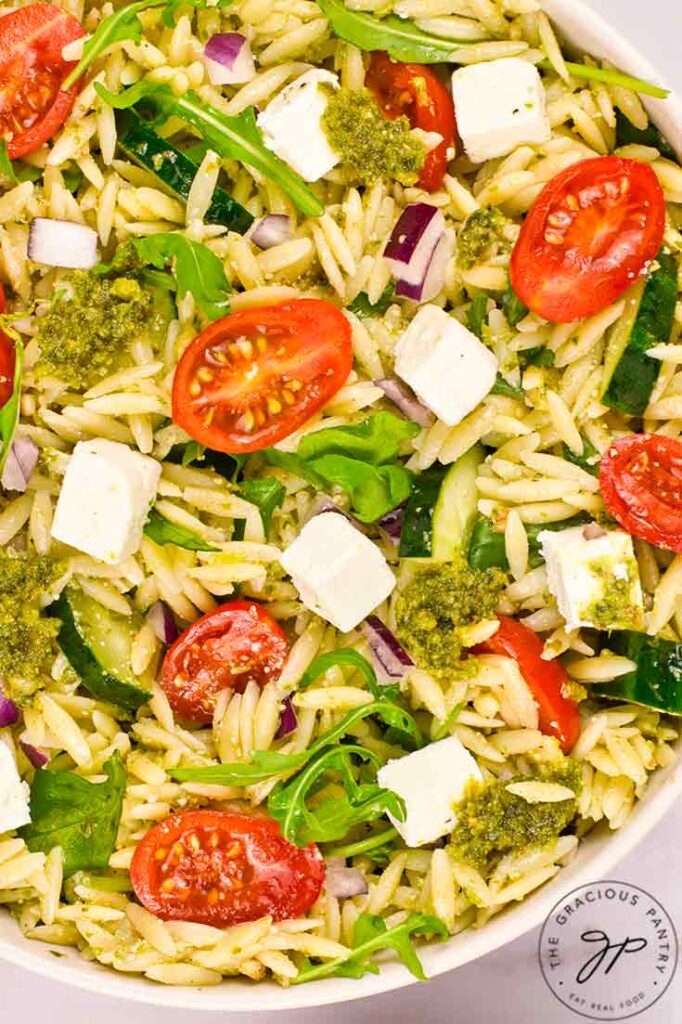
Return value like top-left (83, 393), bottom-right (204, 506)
top-left (0, 285), bottom-right (15, 409)
top-left (474, 616), bottom-right (581, 753)
top-left (510, 156), bottom-right (666, 323)
top-left (599, 433), bottom-right (682, 553)
top-left (366, 52), bottom-right (456, 191)
top-left (0, 4), bottom-right (84, 160)
top-left (160, 600), bottom-right (288, 724)
top-left (130, 810), bottom-right (325, 928)
top-left (172, 299), bottom-right (353, 454)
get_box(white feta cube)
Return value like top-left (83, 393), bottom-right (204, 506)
top-left (0, 741), bottom-right (31, 834)
top-left (377, 736), bottom-right (482, 848)
top-left (395, 305), bottom-right (498, 426)
top-left (280, 512), bottom-right (395, 633)
top-left (51, 439), bottom-right (161, 565)
top-left (451, 58), bottom-right (551, 164)
top-left (256, 69), bottom-right (341, 182)
top-left (539, 525), bottom-right (644, 632)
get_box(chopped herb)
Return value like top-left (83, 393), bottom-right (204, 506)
top-left (347, 282), bottom-right (396, 319)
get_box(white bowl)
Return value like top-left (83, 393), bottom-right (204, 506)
top-left (2, 0), bottom-right (681, 1010)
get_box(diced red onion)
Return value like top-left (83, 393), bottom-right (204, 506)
top-left (362, 615), bottom-right (413, 681)
top-left (325, 858), bottom-right (369, 898)
top-left (28, 218), bottom-right (98, 269)
top-left (147, 601), bottom-right (179, 645)
top-left (1, 435), bottom-right (39, 493)
top-left (275, 694), bottom-right (297, 739)
top-left (385, 203), bottom-right (445, 289)
top-left (0, 686), bottom-right (19, 727)
top-left (249, 214), bottom-right (293, 250)
top-left (377, 501), bottom-right (405, 544)
top-left (204, 33), bottom-right (256, 85)
top-left (20, 741), bottom-right (49, 769)
top-left (376, 378), bottom-right (434, 428)
top-left (395, 230), bottom-right (452, 304)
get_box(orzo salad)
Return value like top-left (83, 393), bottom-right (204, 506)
top-left (0, 0), bottom-right (681, 990)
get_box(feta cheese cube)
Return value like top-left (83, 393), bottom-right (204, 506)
top-left (0, 741), bottom-right (31, 834)
top-left (395, 305), bottom-right (498, 426)
top-left (51, 439), bottom-right (161, 565)
top-left (539, 525), bottom-right (644, 632)
top-left (377, 736), bottom-right (482, 847)
top-left (280, 512), bottom-right (395, 633)
top-left (256, 69), bottom-right (341, 182)
top-left (451, 58), bottom-right (551, 164)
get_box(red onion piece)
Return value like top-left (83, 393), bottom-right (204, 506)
top-left (249, 214), bottom-right (293, 250)
top-left (377, 501), bottom-right (405, 544)
top-left (1, 435), bottom-right (39, 493)
top-left (147, 601), bottom-right (179, 645)
top-left (0, 686), bottom-right (19, 727)
top-left (275, 694), bottom-right (297, 739)
top-left (28, 218), bottom-right (98, 269)
top-left (204, 33), bottom-right (256, 85)
top-left (325, 858), bottom-right (369, 898)
top-left (385, 203), bottom-right (445, 288)
top-left (395, 231), bottom-right (451, 304)
top-left (362, 615), bottom-right (413, 680)
top-left (376, 378), bottom-right (434, 428)
top-left (20, 741), bottom-right (49, 769)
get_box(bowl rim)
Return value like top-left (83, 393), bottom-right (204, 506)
top-left (2, 0), bottom-right (682, 1011)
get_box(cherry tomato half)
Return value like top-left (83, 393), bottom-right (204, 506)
top-left (172, 299), bottom-right (353, 454)
top-left (599, 433), bottom-right (682, 554)
top-left (130, 810), bottom-right (325, 927)
top-left (474, 616), bottom-right (581, 753)
top-left (0, 4), bottom-right (84, 160)
top-left (366, 52), bottom-right (456, 192)
top-left (160, 600), bottom-right (288, 724)
top-left (0, 285), bottom-right (16, 409)
top-left (510, 156), bottom-right (665, 323)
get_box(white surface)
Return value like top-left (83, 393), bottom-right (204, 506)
top-left (2, 0), bottom-right (681, 1020)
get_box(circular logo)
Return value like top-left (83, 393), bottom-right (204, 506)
top-left (538, 880), bottom-right (678, 1021)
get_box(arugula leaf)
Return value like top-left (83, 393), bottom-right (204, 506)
top-left (324, 825), bottom-right (398, 860)
top-left (299, 412), bottom-right (420, 465)
top-left (615, 109), bottom-right (677, 161)
top-left (294, 911), bottom-right (448, 984)
top-left (62, 165), bottom-right (85, 194)
top-left (21, 753), bottom-right (126, 877)
top-left (521, 346), bottom-right (555, 368)
top-left (347, 282), bottom-right (395, 319)
top-left (95, 81), bottom-right (323, 217)
top-left (432, 702), bottom-right (463, 742)
top-left (501, 281), bottom-right (528, 327)
top-left (467, 293), bottom-right (488, 340)
top-left (298, 648), bottom-right (397, 701)
top-left (561, 438), bottom-right (601, 477)
top-left (144, 508), bottom-right (218, 551)
top-left (0, 337), bottom-right (23, 472)
top-left (239, 477), bottom-right (285, 539)
top-left (538, 59), bottom-right (668, 100)
top-left (161, 0), bottom-right (232, 29)
top-left (129, 233), bottom-right (230, 321)
top-left (263, 448), bottom-right (326, 488)
top-left (308, 456), bottom-right (413, 523)
top-left (171, 700), bottom-right (422, 786)
top-left (0, 140), bottom-right (17, 185)
top-left (490, 375), bottom-right (524, 401)
top-left (316, 0), bottom-right (458, 63)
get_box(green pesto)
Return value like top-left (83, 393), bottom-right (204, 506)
top-left (583, 555), bottom-right (643, 630)
top-left (0, 554), bottom-right (62, 696)
top-left (322, 88), bottom-right (425, 186)
top-left (450, 759), bottom-right (582, 870)
top-left (36, 270), bottom-right (161, 390)
top-left (456, 207), bottom-right (509, 270)
top-left (395, 560), bottom-right (505, 675)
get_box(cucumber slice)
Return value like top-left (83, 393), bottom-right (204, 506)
top-left (431, 445), bottom-right (485, 560)
top-left (398, 466), bottom-right (446, 558)
top-left (593, 631), bottom-right (682, 715)
top-left (602, 251), bottom-right (678, 415)
top-left (51, 588), bottom-right (153, 712)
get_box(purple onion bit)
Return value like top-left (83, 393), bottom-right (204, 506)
top-left (147, 601), bottom-right (179, 645)
top-left (20, 741), bottom-right (49, 769)
top-left (0, 686), bottom-right (20, 727)
top-left (377, 501), bottom-right (406, 544)
top-left (250, 214), bottom-right (293, 250)
top-left (376, 378), bottom-right (434, 428)
top-left (1, 436), bottom-right (39, 493)
top-left (275, 694), bottom-right (298, 739)
top-left (325, 858), bottom-right (369, 898)
top-left (362, 615), bottom-right (414, 682)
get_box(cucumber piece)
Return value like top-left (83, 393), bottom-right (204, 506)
top-left (51, 588), bottom-right (153, 712)
top-left (431, 445), bottom-right (485, 560)
top-left (593, 631), bottom-right (682, 714)
top-left (468, 512), bottom-right (590, 571)
top-left (602, 251), bottom-right (678, 415)
top-left (398, 465), bottom-right (446, 558)
top-left (116, 109), bottom-right (254, 234)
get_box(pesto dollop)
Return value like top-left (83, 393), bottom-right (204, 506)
top-left (456, 207), bottom-right (510, 270)
top-left (322, 88), bottom-right (425, 186)
top-left (0, 553), bottom-right (62, 696)
top-left (395, 560), bottom-right (506, 674)
top-left (451, 759), bottom-right (582, 869)
top-left (36, 270), bottom-right (160, 390)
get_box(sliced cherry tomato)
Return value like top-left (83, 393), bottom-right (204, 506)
top-left (0, 285), bottom-right (16, 409)
top-left (172, 299), bottom-right (353, 454)
top-left (599, 433), bottom-right (682, 553)
top-left (160, 600), bottom-right (288, 724)
top-left (130, 810), bottom-right (325, 927)
top-left (510, 156), bottom-right (665, 323)
top-left (366, 52), bottom-right (456, 191)
top-left (0, 4), bottom-right (84, 160)
top-left (473, 616), bottom-right (581, 753)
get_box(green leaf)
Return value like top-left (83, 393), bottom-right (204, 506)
top-left (161, 0), bottom-right (232, 29)
top-left (316, 0), bottom-right (459, 63)
top-left (501, 281), bottom-right (527, 327)
top-left (293, 911), bottom-right (448, 984)
top-left (62, 165), bottom-right (84, 194)
top-left (324, 825), bottom-right (398, 860)
top-left (490, 374), bottom-right (524, 401)
top-left (143, 508), bottom-right (218, 551)
top-left (561, 438), bottom-right (601, 477)
top-left (432, 702), bottom-right (463, 741)
top-left (614, 109), bottom-right (677, 161)
top-left (262, 448), bottom-right (326, 489)
top-left (20, 753), bottom-right (126, 877)
top-left (521, 346), bottom-right (555, 368)
top-left (347, 282), bottom-right (395, 319)
top-left (130, 233), bottom-right (230, 321)
top-left (467, 293), bottom-right (488, 340)
top-left (308, 455), bottom-right (413, 523)
top-left (0, 337), bottom-right (23, 472)
top-left (298, 412), bottom-right (420, 465)
top-left (239, 477), bottom-right (285, 539)
top-left (538, 59), bottom-right (669, 100)
top-left (298, 648), bottom-right (393, 701)
top-left (0, 140), bottom-right (17, 185)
